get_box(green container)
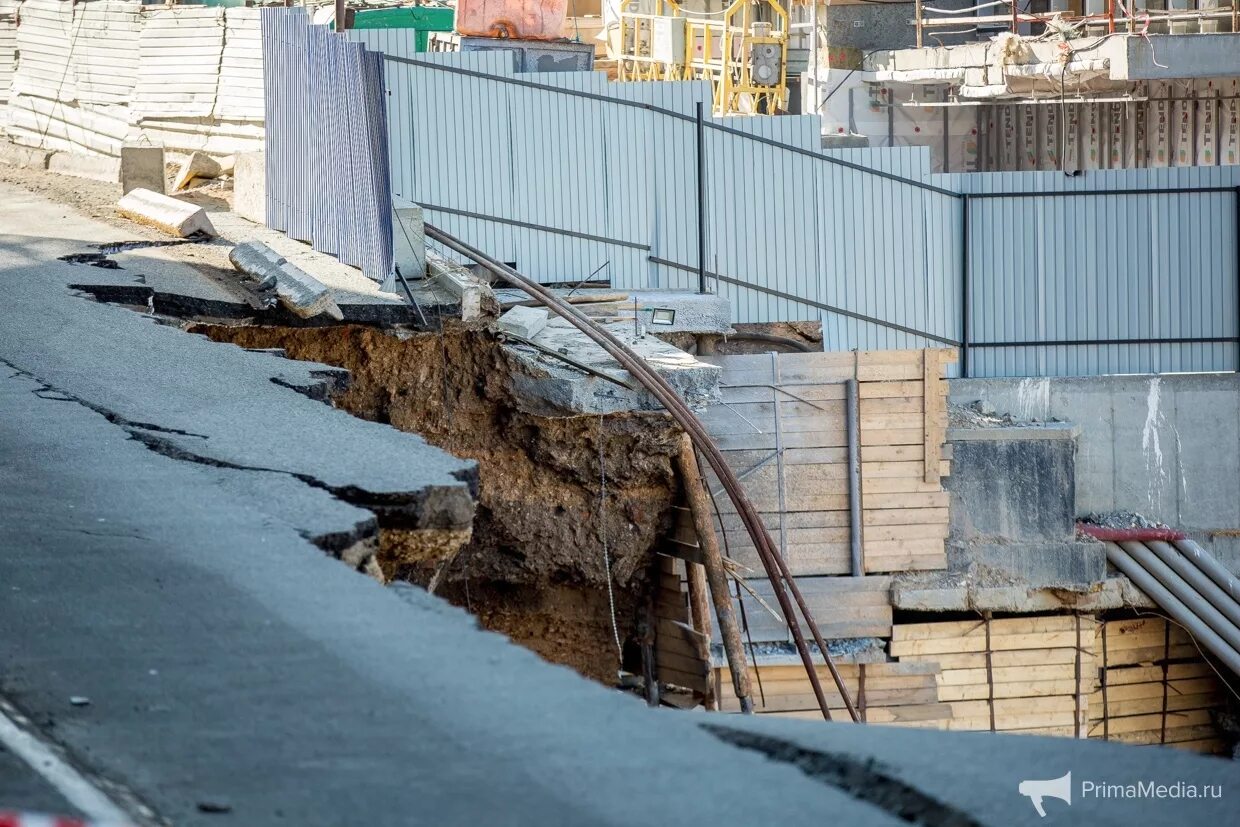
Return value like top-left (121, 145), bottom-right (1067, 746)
top-left (349, 7), bottom-right (455, 52)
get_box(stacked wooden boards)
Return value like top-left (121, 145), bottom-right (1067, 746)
top-left (889, 616), bottom-right (1095, 736)
top-left (652, 555), bottom-right (710, 696)
top-left (708, 613), bottom-right (1233, 756)
top-left (696, 349), bottom-right (955, 577)
top-left (1090, 618), bottom-right (1230, 754)
top-left (716, 661), bottom-right (951, 724)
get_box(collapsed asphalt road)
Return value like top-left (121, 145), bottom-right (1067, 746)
top-left (0, 181), bottom-right (1233, 826)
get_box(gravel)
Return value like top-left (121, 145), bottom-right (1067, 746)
top-left (1080, 510), bottom-right (1170, 530)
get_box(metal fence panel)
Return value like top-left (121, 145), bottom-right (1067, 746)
top-left (297, 41), bottom-right (1240, 377)
top-left (261, 8), bottom-right (393, 281)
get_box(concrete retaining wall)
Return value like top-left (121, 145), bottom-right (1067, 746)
top-left (950, 373), bottom-right (1240, 566)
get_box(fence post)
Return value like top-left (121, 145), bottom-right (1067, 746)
top-left (960, 194), bottom-right (971, 378)
top-left (695, 101), bottom-right (708, 295)
top-left (1235, 188), bottom-right (1240, 373)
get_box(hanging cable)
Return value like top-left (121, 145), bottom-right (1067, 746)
top-left (598, 415), bottom-right (624, 668)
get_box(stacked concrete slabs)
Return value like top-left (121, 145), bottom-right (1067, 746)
top-left (1106, 539), bottom-right (1240, 676)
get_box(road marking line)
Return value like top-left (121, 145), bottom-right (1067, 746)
top-left (0, 701), bottom-right (132, 825)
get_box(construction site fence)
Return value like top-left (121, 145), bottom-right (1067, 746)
top-left (338, 26), bottom-right (1240, 378)
top-left (261, 8), bottom-right (394, 281)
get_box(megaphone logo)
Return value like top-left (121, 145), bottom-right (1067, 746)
top-left (1018, 771), bottom-right (1072, 817)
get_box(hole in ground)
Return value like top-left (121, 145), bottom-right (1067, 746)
top-left (190, 321), bottom-right (683, 685)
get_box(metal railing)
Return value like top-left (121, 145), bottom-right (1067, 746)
top-left (915, 0), bottom-right (1238, 47)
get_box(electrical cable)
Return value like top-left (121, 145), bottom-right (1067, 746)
top-left (598, 415), bottom-right (624, 668)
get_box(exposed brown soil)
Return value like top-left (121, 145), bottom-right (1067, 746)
top-left (191, 322), bottom-right (681, 682)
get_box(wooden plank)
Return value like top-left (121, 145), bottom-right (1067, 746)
top-left (938, 663), bottom-right (1082, 685)
top-left (893, 615), bottom-right (1084, 641)
top-left (1088, 692), bottom-right (1222, 718)
top-left (890, 630), bottom-right (1088, 657)
top-left (729, 687), bottom-right (941, 713)
top-left (923, 350), bottom-right (941, 484)
top-left (1099, 662), bottom-right (1215, 685)
top-left (1088, 708), bottom-right (1214, 736)
top-left (938, 679), bottom-right (1090, 702)
top-left (656, 649), bottom-right (709, 678)
top-left (909, 649), bottom-right (1095, 670)
top-left (660, 666), bottom-right (710, 693)
top-left (1087, 677), bottom-right (1221, 704)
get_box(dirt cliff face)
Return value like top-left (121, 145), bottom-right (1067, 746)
top-left (191, 323), bottom-right (680, 683)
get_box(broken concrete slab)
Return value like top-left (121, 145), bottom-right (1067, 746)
top-left (426, 248), bottom-right (498, 322)
top-left (891, 573), bottom-right (1156, 612)
top-left (0, 195), bottom-right (477, 530)
top-left (0, 140), bottom-right (51, 170)
top-left (172, 150), bottom-right (225, 191)
top-left (117, 188), bottom-right (217, 238)
top-left (504, 315), bottom-right (721, 415)
top-left (229, 241), bottom-right (344, 321)
top-left (627, 290), bottom-right (732, 335)
top-left (48, 150), bottom-right (121, 183)
top-left (120, 144), bottom-right (165, 195)
top-left (963, 542), bottom-right (1107, 591)
top-left (498, 304), bottom-right (549, 339)
top-left (232, 151), bottom-right (266, 225)
top-left (206, 210), bottom-right (420, 326)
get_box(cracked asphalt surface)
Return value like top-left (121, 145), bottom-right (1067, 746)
top-left (0, 179), bottom-right (1233, 826)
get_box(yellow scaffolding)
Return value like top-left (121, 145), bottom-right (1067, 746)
top-left (617, 0), bottom-right (789, 116)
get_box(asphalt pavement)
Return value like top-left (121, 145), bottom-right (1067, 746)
top-left (0, 180), bottom-right (1233, 827)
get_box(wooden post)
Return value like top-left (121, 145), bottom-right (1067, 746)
top-left (676, 435), bottom-right (754, 713)
top-left (685, 562), bottom-right (714, 654)
top-left (685, 561), bottom-right (715, 708)
top-left (923, 349), bottom-right (941, 484)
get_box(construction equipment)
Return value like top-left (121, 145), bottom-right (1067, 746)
top-left (617, 0), bottom-right (789, 115)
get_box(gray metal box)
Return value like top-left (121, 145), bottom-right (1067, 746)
top-left (458, 36), bottom-right (594, 73)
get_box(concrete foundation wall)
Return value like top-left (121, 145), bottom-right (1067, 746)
top-left (950, 373), bottom-right (1240, 565)
top-left (946, 426), bottom-right (1077, 544)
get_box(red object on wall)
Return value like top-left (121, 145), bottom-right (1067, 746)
top-left (455, 0), bottom-right (568, 40)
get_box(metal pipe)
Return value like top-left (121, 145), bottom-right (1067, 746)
top-left (960, 194), bottom-right (970, 378)
top-left (1110, 542), bottom-right (1240, 675)
top-left (1174, 538), bottom-right (1240, 602)
top-left (424, 222), bottom-right (859, 722)
top-left (695, 102), bottom-right (708, 295)
top-left (809, 1), bottom-right (819, 106)
top-left (1146, 541), bottom-right (1240, 631)
top-left (846, 378), bottom-right (863, 577)
top-left (724, 332), bottom-right (815, 352)
top-left (1122, 542), bottom-right (1240, 646)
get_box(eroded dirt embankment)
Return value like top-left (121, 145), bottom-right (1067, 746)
top-left (192, 323), bottom-right (680, 682)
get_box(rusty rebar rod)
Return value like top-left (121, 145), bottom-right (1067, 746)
top-left (425, 222), bottom-right (858, 722)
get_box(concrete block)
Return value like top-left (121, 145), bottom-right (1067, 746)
top-left (426, 250), bottom-right (498, 322)
top-left (120, 145), bottom-right (166, 195)
top-left (627, 290), bottom-right (732, 335)
top-left (49, 151), bottom-right (121, 183)
top-left (946, 432), bottom-right (1077, 543)
top-left (172, 151), bottom-right (224, 191)
top-left (233, 151), bottom-right (266, 225)
top-left (962, 542), bottom-right (1106, 590)
top-left (229, 241), bottom-right (343, 321)
top-left (0, 141), bottom-right (51, 170)
top-left (393, 200), bottom-right (426, 281)
top-left (497, 305), bottom-right (549, 339)
top-left (117, 189), bottom-right (216, 238)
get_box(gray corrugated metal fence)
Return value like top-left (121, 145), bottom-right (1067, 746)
top-left (262, 8), bottom-right (393, 281)
top-left (312, 34), bottom-right (1240, 377)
